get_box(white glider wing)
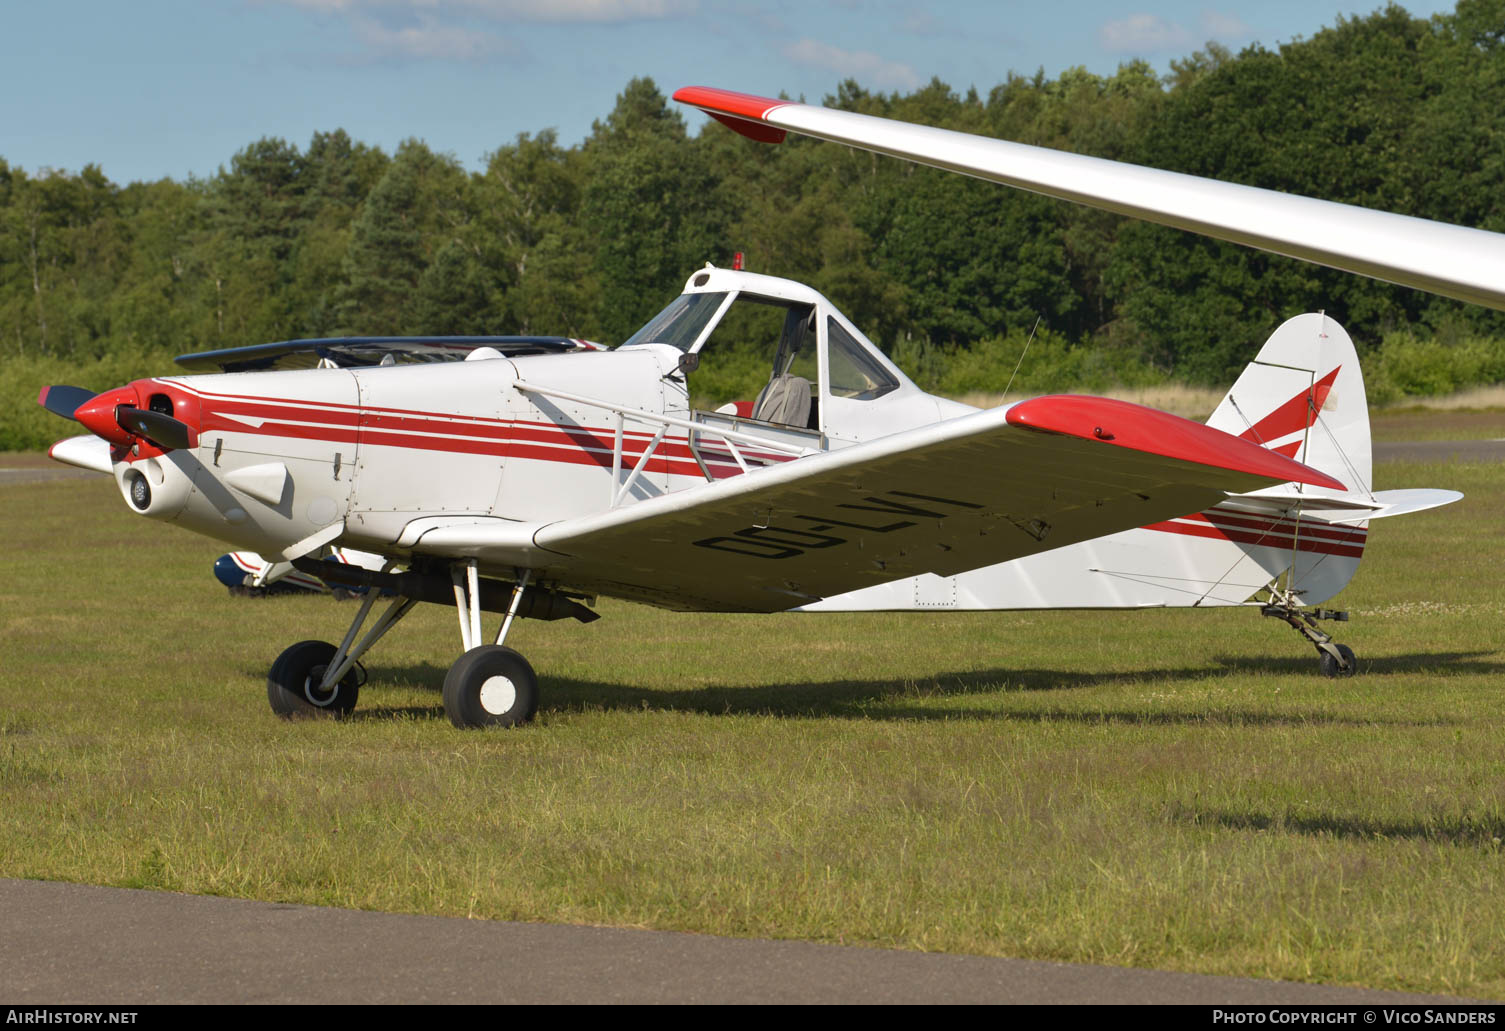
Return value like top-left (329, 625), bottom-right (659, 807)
top-left (674, 87), bottom-right (1505, 312)
top-left (416, 396), bottom-right (1344, 612)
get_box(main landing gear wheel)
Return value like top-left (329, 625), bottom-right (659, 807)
top-left (1319, 643), bottom-right (1357, 678)
top-left (268, 640), bottom-right (361, 718)
top-left (443, 645), bottom-right (539, 729)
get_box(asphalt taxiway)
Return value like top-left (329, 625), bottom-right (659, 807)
top-left (0, 880), bottom-right (1475, 1005)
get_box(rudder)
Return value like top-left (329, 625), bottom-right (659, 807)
top-left (1203, 313), bottom-right (1373, 604)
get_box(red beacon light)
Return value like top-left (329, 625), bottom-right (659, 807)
top-left (732, 251), bottom-right (744, 271)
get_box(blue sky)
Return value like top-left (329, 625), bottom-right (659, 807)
top-left (2, 0), bottom-right (1461, 186)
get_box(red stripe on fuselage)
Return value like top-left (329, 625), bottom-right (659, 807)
top-left (184, 386), bottom-right (794, 478)
top-left (1144, 512), bottom-right (1366, 558)
top-left (1181, 509), bottom-right (1369, 545)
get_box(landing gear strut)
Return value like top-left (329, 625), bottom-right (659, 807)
top-left (267, 587), bottom-right (417, 719)
top-left (265, 558), bottom-right (587, 727)
top-left (1260, 587), bottom-right (1356, 677)
top-left (267, 639), bottom-right (364, 717)
top-left (441, 564), bottom-right (539, 729)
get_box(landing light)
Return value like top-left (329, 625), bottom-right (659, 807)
top-left (126, 470), bottom-right (151, 511)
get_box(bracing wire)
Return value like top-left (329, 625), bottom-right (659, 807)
top-left (1000, 316), bottom-right (1042, 404)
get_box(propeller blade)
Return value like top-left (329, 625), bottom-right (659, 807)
top-left (38, 385), bottom-right (99, 420)
top-left (117, 408), bottom-right (193, 452)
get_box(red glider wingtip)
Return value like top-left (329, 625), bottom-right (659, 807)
top-left (1007, 395), bottom-right (1348, 492)
top-left (673, 86), bottom-right (790, 144)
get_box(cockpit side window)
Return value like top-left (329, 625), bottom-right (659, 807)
top-left (693, 294), bottom-right (818, 427)
top-left (619, 292), bottom-right (727, 351)
top-left (827, 318), bottom-right (900, 400)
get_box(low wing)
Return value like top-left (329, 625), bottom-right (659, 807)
top-left (414, 396), bottom-right (1343, 612)
top-left (47, 434), bottom-right (113, 474)
top-left (673, 87), bottom-right (1505, 312)
top-left (175, 336), bottom-right (603, 373)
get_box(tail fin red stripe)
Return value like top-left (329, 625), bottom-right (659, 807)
top-left (1239, 366), bottom-right (1340, 445)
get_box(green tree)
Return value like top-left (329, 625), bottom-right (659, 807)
top-left (476, 130), bottom-right (594, 335)
top-left (582, 78), bottom-right (732, 343)
top-left (338, 140), bottom-right (474, 335)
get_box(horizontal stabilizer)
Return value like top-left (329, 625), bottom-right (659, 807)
top-left (1303, 488), bottom-right (1464, 526)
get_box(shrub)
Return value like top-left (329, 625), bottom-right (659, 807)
top-left (1, 348), bottom-right (179, 451)
top-left (1367, 331), bottom-right (1505, 405)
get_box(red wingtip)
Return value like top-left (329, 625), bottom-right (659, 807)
top-left (1007, 395), bottom-right (1348, 492)
top-left (673, 86), bottom-right (790, 143)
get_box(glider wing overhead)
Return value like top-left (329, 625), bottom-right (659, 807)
top-left (418, 397), bottom-right (1343, 612)
top-left (175, 336), bottom-right (599, 373)
top-left (673, 87), bottom-right (1505, 313)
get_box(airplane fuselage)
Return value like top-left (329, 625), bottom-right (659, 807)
top-left (96, 268), bottom-right (966, 578)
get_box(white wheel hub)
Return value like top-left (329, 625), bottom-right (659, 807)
top-left (479, 675), bottom-right (517, 715)
top-left (304, 666), bottom-right (335, 706)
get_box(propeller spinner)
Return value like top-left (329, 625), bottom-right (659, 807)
top-left (38, 383), bottom-right (196, 452)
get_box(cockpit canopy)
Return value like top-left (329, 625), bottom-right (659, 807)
top-left (619, 267), bottom-right (914, 436)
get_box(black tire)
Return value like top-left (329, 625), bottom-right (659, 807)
top-left (1319, 643), bottom-right (1357, 678)
top-left (268, 640), bottom-right (360, 718)
top-left (443, 645), bottom-right (539, 729)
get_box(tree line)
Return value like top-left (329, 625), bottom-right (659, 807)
top-left (3, 1), bottom-right (1503, 449)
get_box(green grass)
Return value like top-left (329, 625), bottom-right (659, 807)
top-left (1, 455), bottom-right (1503, 997)
top-left (1367, 407), bottom-right (1505, 442)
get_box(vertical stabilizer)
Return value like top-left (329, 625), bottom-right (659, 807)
top-left (1206, 313), bottom-right (1372, 497)
top-left (1203, 313), bottom-right (1373, 603)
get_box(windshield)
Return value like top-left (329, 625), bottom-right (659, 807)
top-left (619, 292), bottom-right (728, 352)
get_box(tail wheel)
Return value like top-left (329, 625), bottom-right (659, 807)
top-left (443, 645), bottom-right (539, 729)
top-left (1319, 643), bottom-right (1357, 678)
top-left (268, 640), bottom-right (360, 718)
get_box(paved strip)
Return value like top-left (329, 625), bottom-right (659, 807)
top-left (0, 466), bottom-right (98, 486)
top-left (1373, 439), bottom-right (1505, 463)
top-left (0, 880), bottom-right (1470, 1005)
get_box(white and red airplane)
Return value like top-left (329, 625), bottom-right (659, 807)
top-left (39, 86), bottom-right (1489, 728)
top-left (203, 310), bottom-right (1456, 677)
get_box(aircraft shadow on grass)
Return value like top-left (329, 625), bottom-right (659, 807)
top-left (1209, 651), bottom-right (1505, 678)
top-left (282, 649), bottom-right (1502, 727)
top-left (1165, 804), bottom-right (1505, 848)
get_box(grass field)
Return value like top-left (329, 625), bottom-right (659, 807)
top-left (1, 430), bottom-right (1502, 998)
